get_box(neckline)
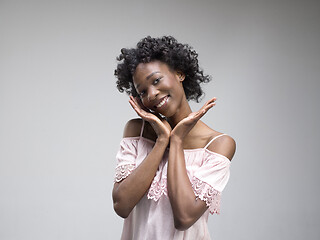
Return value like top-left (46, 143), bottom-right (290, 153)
top-left (122, 136), bottom-right (231, 162)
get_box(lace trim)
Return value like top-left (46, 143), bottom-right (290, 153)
top-left (114, 164), bottom-right (136, 182)
top-left (147, 177), bottom-right (167, 201)
top-left (191, 176), bottom-right (221, 214)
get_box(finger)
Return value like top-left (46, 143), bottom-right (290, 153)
top-left (197, 98), bottom-right (216, 113)
top-left (129, 96), bottom-right (139, 108)
top-left (203, 101), bottom-right (216, 112)
top-left (129, 97), bottom-right (150, 118)
top-left (129, 96), bottom-right (150, 115)
top-left (204, 97), bottom-right (217, 108)
top-left (196, 104), bottom-right (215, 117)
top-left (208, 97), bottom-right (217, 104)
top-left (129, 98), bottom-right (144, 116)
top-left (129, 98), bottom-right (161, 123)
top-left (129, 96), bottom-right (141, 110)
top-left (135, 97), bottom-right (150, 112)
top-left (195, 101), bottom-right (216, 119)
top-left (202, 97), bottom-right (217, 110)
top-left (130, 96), bottom-right (142, 109)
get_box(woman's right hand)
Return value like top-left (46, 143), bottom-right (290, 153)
top-left (129, 96), bottom-right (171, 141)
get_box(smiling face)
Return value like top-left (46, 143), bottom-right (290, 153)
top-left (132, 60), bottom-right (187, 118)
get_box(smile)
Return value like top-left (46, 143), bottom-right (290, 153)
top-left (155, 96), bottom-right (169, 108)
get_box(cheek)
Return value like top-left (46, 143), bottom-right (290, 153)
top-left (167, 80), bottom-right (182, 95)
top-left (141, 99), bottom-right (147, 106)
top-left (141, 98), bottom-right (152, 109)
top-left (161, 79), bottom-right (176, 93)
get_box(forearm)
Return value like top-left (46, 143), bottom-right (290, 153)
top-left (167, 136), bottom-right (207, 230)
top-left (113, 137), bottom-right (168, 218)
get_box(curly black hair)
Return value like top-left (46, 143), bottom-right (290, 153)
top-left (114, 36), bottom-right (211, 102)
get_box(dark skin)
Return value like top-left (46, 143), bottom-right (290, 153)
top-left (112, 60), bottom-right (236, 230)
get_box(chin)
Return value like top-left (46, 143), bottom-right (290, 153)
top-left (156, 99), bottom-right (177, 118)
top-left (159, 109), bottom-right (176, 118)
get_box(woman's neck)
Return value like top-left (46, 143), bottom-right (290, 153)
top-left (167, 98), bottom-right (192, 128)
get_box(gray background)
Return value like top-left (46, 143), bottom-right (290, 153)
top-left (1, 0), bottom-right (319, 239)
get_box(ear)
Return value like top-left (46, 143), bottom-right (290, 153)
top-left (176, 71), bottom-right (185, 82)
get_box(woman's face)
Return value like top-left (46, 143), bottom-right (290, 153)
top-left (132, 60), bottom-right (185, 117)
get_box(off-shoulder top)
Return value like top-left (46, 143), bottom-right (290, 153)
top-left (114, 120), bottom-right (231, 240)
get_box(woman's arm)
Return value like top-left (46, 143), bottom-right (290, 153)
top-left (167, 97), bottom-right (236, 230)
top-left (167, 135), bottom-right (236, 230)
top-left (167, 136), bottom-right (207, 230)
top-left (112, 131), bottom-right (168, 218)
top-left (112, 97), bottom-right (171, 218)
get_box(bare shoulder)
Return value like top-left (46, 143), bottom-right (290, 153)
top-left (123, 118), bottom-right (157, 141)
top-left (123, 118), bottom-right (143, 138)
top-left (206, 133), bottom-right (236, 161)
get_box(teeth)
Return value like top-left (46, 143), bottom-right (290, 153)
top-left (156, 96), bottom-right (168, 108)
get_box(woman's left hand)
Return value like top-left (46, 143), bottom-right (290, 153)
top-left (171, 97), bottom-right (216, 141)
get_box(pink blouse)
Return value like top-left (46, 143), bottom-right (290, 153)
top-left (114, 125), bottom-right (231, 240)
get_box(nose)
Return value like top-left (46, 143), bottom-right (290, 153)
top-left (147, 86), bottom-right (159, 101)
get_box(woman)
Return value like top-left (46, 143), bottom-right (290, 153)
top-left (112, 36), bottom-right (236, 239)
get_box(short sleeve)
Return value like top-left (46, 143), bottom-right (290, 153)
top-left (191, 151), bottom-right (231, 214)
top-left (114, 138), bottom-right (139, 183)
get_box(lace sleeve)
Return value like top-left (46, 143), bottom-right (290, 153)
top-left (192, 176), bottom-right (221, 214)
top-left (115, 164), bottom-right (136, 183)
top-left (192, 151), bottom-right (231, 214)
top-left (114, 138), bottom-right (138, 183)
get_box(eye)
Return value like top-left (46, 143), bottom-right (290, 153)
top-left (139, 90), bottom-right (146, 97)
top-left (153, 77), bottom-right (162, 85)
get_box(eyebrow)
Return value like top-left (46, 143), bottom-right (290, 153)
top-left (146, 71), bottom-right (160, 80)
top-left (136, 71), bottom-right (160, 90)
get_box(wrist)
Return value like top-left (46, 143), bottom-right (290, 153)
top-left (170, 134), bottom-right (183, 145)
top-left (156, 136), bottom-right (170, 146)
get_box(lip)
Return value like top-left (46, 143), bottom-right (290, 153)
top-left (154, 95), bottom-right (169, 109)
